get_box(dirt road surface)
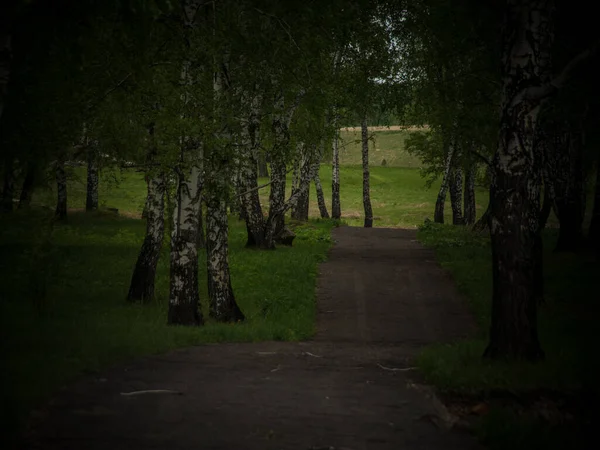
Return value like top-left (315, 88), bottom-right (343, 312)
top-left (24, 227), bottom-right (480, 450)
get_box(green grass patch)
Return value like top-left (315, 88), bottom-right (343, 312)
top-left (0, 208), bottom-right (333, 443)
top-left (416, 222), bottom-right (598, 449)
top-left (35, 163), bottom-right (489, 229)
top-left (416, 222), bottom-right (599, 393)
top-left (257, 164), bottom-right (488, 228)
top-left (337, 129), bottom-right (423, 168)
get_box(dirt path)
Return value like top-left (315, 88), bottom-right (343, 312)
top-left (24, 227), bottom-right (480, 450)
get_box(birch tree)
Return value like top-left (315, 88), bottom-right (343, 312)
top-left (448, 163), bottom-right (464, 225)
top-left (484, 0), bottom-right (555, 360)
top-left (433, 142), bottom-right (454, 223)
top-left (167, 0), bottom-right (205, 326)
top-left (128, 171), bottom-right (165, 302)
top-left (331, 113), bottom-right (341, 219)
top-left (202, 2), bottom-right (246, 321)
top-left (291, 142), bottom-right (310, 221)
top-left (360, 114), bottom-right (373, 227)
top-left (463, 163), bottom-right (477, 225)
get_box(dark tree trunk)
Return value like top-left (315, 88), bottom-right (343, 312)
top-left (264, 86), bottom-right (303, 245)
top-left (590, 161), bottom-right (600, 247)
top-left (434, 142), bottom-right (455, 224)
top-left (449, 165), bottom-right (464, 225)
top-left (86, 146), bottom-right (99, 212)
top-left (55, 159), bottom-right (67, 220)
top-left (168, 166), bottom-right (203, 326)
top-left (197, 200), bottom-right (206, 249)
top-left (331, 124), bottom-right (341, 220)
top-left (290, 154), bottom-right (301, 219)
top-left (239, 106), bottom-right (270, 248)
top-left (257, 153), bottom-right (268, 178)
top-left (472, 203), bottom-right (490, 232)
top-left (206, 185), bottom-right (245, 322)
top-left (291, 145), bottom-right (310, 221)
top-left (483, 0), bottom-right (553, 361)
top-left (18, 162), bottom-right (36, 209)
top-left (463, 165), bottom-right (476, 225)
top-left (539, 187), bottom-right (553, 231)
top-left (267, 156), bottom-right (287, 240)
top-left (361, 115), bottom-right (373, 228)
top-left (1, 159), bottom-right (15, 212)
top-left (127, 174), bottom-right (165, 303)
top-left (314, 171), bottom-right (329, 219)
top-left (551, 131), bottom-right (585, 252)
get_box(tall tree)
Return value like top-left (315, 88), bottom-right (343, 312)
top-left (463, 163), bottom-right (477, 225)
top-left (205, 177), bottom-right (244, 321)
top-left (331, 113), bottom-right (341, 219)
top-left (238, 89), bottom-right (270, 248)
top-left (433, 142), bottom-right (454, 223)
top-left (167, 0), bottom-right (204, 326)
top-left (168, 164), bottom-right (203, 325)
top-left (361, 114), bottom-right (373, 228)
top-left (484, 0), bottom-right (555, 361)
top-left (448, 163), bottom-right (464, 225)
top-left (314, 172), bottom-right (329, 219)
top-left (291, 142), bottom-right (310, 221)
top-left (85, 141), bottom-right (99, 212)
top-left (127, 170), bottom-right (165, 303)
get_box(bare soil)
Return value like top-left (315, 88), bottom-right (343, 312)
top-left (23, 227), bottom-right (481, 450)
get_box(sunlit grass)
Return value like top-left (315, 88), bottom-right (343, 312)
top-left (337, 129), bottom-right (423, 168)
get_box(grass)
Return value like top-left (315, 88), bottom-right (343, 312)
top-left (0, 205), bottom-right (333, 444)
top-left (416, 222), bottom-right (599, 449)
top-left (255, 164), bottom-right (488, 228)
top-left (337, 129), bottom-right (423, 168)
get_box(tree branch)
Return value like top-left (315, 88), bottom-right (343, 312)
top-left (468, 148), bottom-right (492, 168)
top-left (252, 8), bottom-right (300, 50)
top-left (86, 72), bottom-right (132, 112)
top-left (236, 166), bottom-right (294, 198)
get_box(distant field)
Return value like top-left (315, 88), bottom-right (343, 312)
top-left (340, 125), bottom-right (429, 132)
top-left (262, 165), bottom-right (488, 228)
top-left (337, 129), bottom-right (424, 168)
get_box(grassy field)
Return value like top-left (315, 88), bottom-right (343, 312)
top-left (416, 223), bottom-right (598, 450)
top-left (337, 129), bottom-right (423, 168)
top-left (36, 163), bottom-right (486, 229)
top-left (0, 207), bottom-right (332, 443)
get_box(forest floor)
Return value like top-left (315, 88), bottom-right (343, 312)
top-left (23, 226), bottom-right (483, 450)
